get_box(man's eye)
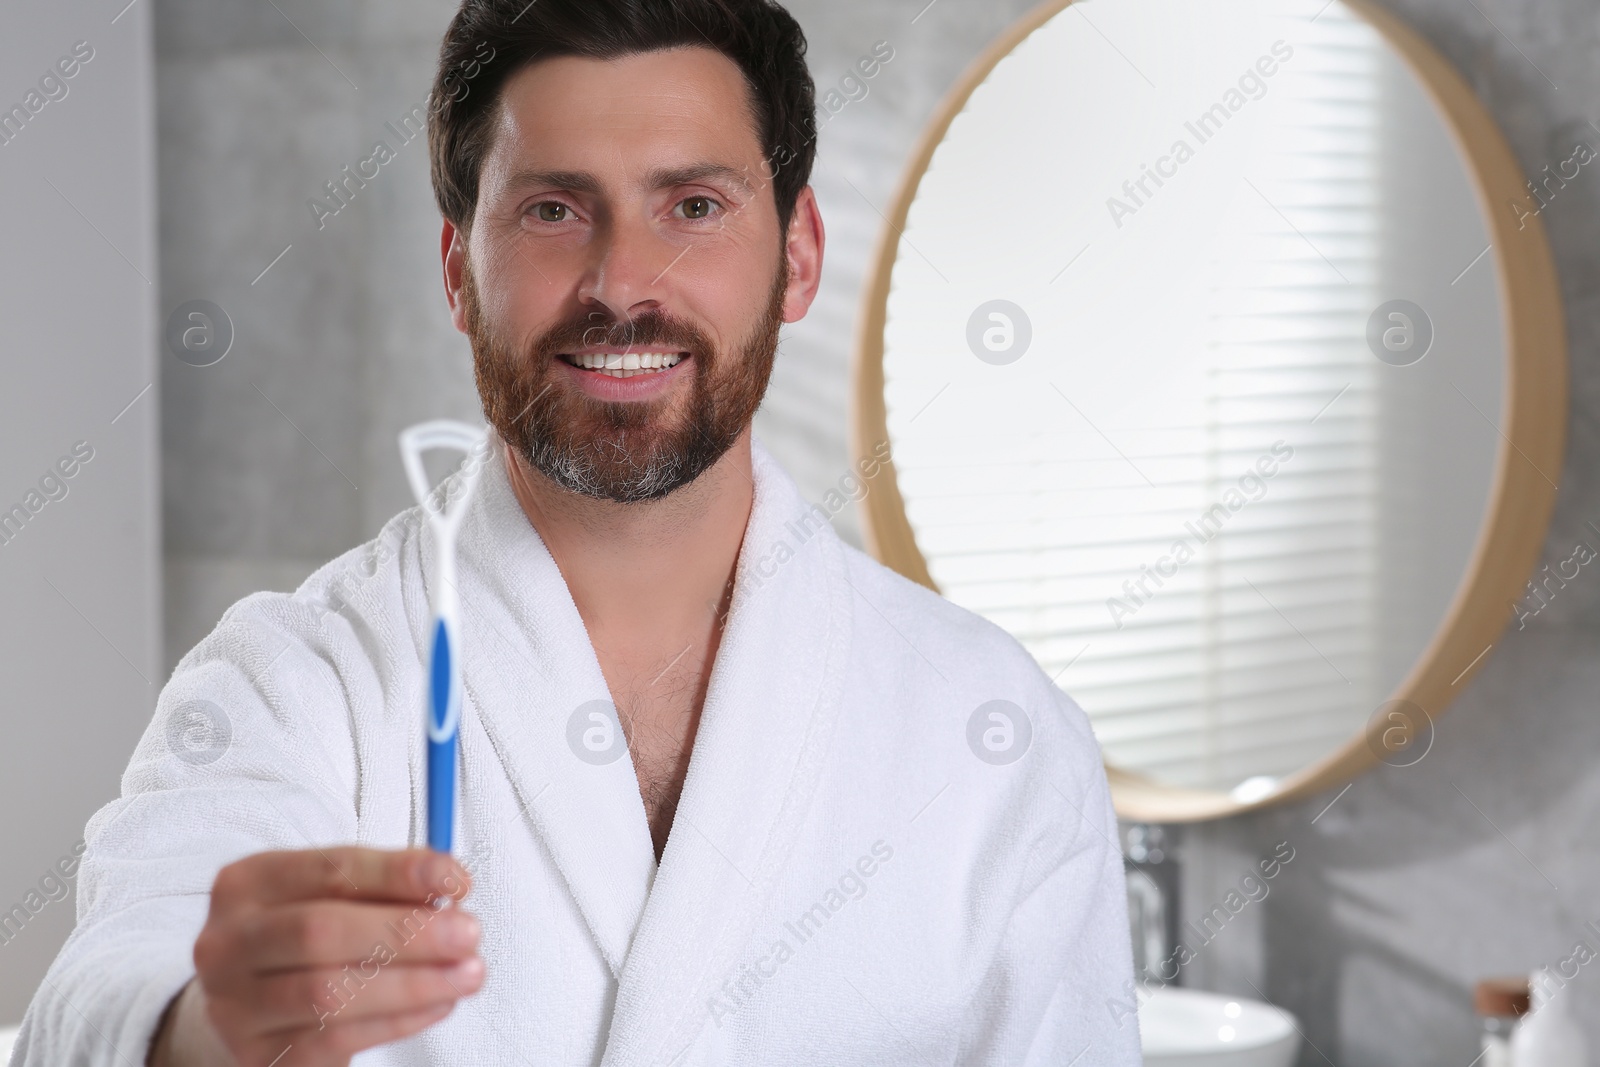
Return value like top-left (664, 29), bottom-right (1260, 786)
top-left (533, 202), bottom-right (570, 222)
top-left (678, 196), bottom-right (718, 220)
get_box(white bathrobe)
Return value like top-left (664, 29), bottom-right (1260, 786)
top-left (12, 439), bottom-right (1139, 1066)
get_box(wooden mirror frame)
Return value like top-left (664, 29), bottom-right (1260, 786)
top-left (850, 0), bottom-right (1568, 821)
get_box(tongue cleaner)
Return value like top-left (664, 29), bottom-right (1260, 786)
top-left (398, 420), bottom-right (491, 854)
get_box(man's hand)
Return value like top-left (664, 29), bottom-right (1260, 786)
top-left (149, 847), bottom-right (483, 1067)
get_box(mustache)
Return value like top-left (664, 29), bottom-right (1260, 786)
top-left (530, 307), bottom-right (714, 360)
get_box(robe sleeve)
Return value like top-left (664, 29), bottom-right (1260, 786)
top-left (9, 593), bottom-right (362, 1067)
top-left (958, 692), bottom-right (1143, 1066)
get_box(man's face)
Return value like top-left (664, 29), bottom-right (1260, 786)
top-left (453, 46), bottom-right (800, 503)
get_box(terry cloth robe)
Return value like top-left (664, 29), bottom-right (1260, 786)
top-left (12, 438), bottom-right (1140, 1067)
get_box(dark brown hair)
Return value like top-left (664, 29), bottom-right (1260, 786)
top-left (427, 0), bottom-right (817, 236)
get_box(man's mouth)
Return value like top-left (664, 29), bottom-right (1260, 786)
top-left (559, 351), bottom-right (688, 379)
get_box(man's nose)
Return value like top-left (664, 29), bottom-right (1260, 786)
top-left (577, 212), bottom-right (677, 326)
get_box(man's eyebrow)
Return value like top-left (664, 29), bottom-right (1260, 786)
top-left (502, 163), bottom-right (754, 196)
top-left (644, 162), bottom-right (754, 194)
top-left (504, 168), bottom-right (603, 195)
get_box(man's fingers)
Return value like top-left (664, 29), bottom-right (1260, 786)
top-left (220, 901), bottom-right (481, 974)
top-left (233, 957), bottom-right (484, 1035)
top-left (272, 999), bottom-right (458, 1063)
top-left (213, 847), bottom-right (470, 908)
top-left (193, 847), bottom-right (480, 1065)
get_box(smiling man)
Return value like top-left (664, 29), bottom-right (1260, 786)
top-left (13, 1), bottom-right (1137, 1065)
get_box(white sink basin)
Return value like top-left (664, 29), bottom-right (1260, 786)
top-left (1140, 986), bottom-right (1300, 1067)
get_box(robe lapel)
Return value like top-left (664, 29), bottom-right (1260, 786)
top-left (443, 442), bottom-right (658, 980)
top-left (599, 443), bottom-right (856, 1067)
top-left (421, 438), bottom-right (854, 1063)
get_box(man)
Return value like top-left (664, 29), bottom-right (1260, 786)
top-left (14, 0), bottom-right (1138, 1064)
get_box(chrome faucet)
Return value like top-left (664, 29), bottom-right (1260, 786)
top-left (1123, 822), bottom-right (1181, 985)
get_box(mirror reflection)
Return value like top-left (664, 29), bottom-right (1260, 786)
top-left (879, 0), bottom-right (1507, 796)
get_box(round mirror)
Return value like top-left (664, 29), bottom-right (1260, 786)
top-left (854, 0), bottom-right (1566, 819)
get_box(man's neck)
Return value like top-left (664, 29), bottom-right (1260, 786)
top-left (501, 430), bottom-right (756, 652)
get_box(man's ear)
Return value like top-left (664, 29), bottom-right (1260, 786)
top-left (781, 185), bottom-right (825, 324)
top-left (442, 219), bottom-right (469, 334)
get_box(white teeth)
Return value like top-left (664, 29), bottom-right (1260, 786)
top-left (570, 351), bottom-right (684, 377)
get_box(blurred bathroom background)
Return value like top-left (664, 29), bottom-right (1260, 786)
top-left (4, 0), bottom-right (1600, 1061)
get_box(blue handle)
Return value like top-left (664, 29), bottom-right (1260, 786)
top-left (428, 734), bottom-right (457, 852)
top-left (426, 618), bottom-right (457, 852)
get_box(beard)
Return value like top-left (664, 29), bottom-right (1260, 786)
top-left (463, 255), bottom-right (788, 504)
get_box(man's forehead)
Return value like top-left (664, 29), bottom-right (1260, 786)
top-left (483, 47), bottom-right (764, 180)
